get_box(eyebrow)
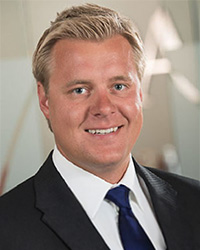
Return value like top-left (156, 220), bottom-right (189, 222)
top-left (63, 80), bottom-right (92, 89)
top-left (109, 75), bottom-right (133, 82)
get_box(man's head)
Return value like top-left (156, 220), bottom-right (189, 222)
top-left (32, 3), bottom-right (145, 93)
top-left (34, 4), bottom-right (145, 183)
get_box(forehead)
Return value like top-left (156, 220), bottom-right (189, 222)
top-left (49, 35), bottom-right (138, 83)
top-left (51, 35), bottom-right (134, 64)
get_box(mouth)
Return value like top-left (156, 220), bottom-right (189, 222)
top-left (85, 126), bottom-right (123, 135)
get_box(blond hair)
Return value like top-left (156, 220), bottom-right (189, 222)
top-left (32, 3), bottom-right (145, 93)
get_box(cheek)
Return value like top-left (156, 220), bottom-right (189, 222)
top-left (128, 103), bottom-right (143, 140)
top-left (50, 100), bottom-right (86, 130)
top-left (66, 103), bottom-right (87, 126)
top-left (123, 94), bottom-right (143, 121)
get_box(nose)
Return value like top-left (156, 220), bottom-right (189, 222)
top-left (89, 90), bottom-right (116, 117)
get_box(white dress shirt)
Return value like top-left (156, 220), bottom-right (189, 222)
top-left (53, 146), bottom-right (166, 250)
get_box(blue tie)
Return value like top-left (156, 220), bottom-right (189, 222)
top-left (105, 185), bottom-right (155, 250)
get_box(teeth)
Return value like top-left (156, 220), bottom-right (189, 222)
top-left (88, 126), bottom-right (119, 135)
top-left (113, 127), bottom-right (118, 132)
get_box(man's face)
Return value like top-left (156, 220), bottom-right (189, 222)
top-left (38, 35), bottom-right (143, 178)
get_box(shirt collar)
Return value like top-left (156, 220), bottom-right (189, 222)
top-left (52, 145), bottom-right (142, 219)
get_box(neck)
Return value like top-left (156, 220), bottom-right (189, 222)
top-left (76, 158), bottom-right (130, 184)
top-left (55, 145), bottom-right (130, 184)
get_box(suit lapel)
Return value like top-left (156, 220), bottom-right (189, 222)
top-left (134, 159), bottom-right (192, 250)
top-left (34, 152), bottom-right (109, 250)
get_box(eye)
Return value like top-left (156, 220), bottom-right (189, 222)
top-left (114, 84), bottom-right (126, 91)
top-left (73, 87), bottom-right (86, 94)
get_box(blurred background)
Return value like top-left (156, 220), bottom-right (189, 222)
top-left (0, 0), bottom-right (200, 194)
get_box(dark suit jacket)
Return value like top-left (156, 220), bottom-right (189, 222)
top-left (0, 152), bottom-right (200, 250)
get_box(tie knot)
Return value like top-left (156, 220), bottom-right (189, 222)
top-left (105, 184), bottom-right (131, 209)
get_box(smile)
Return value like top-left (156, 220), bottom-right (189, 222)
top-left (86, 126), bottom-right (119, 135)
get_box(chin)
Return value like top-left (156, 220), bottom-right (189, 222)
top-left (88, 151), bottom-right (129, 169)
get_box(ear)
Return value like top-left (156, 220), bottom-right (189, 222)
top-left (37, 82), bottom-right (50, 119)
top-left (139, 87), bottom-right (143, 103)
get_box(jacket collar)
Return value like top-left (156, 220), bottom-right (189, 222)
top-left (134, 158), bottom-right (192, 250)
top-left (34, 152), bottom-right (109, 250)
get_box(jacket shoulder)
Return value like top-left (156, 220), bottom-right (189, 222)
top-left (0, 176), bottom-right (35, 218)
top-left (0, 152), bottom-right (54, 211)
top-left (140, 165), bottom-right (200, 217)
top-left (146, 166), bottom-right (200, 193)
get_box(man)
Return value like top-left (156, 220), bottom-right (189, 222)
top-left (0, 4), bottom-right (200, 250)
